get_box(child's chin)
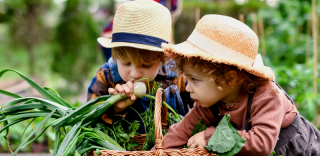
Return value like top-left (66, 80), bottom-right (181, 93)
top-left (198, 102), bottom-right (212, 108)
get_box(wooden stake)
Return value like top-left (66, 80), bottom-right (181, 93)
top-left (312, 0), bottom-right (319, 125)
top-left (258, 13), bottom-right (266, 56)
top-left (312, 0), bottom-right (318, 95)
top-left (166, 0), bottom-right (174, 43)
top-left (165, 0), bottom-right (171, 10)
top-left (251, 13), bottom-right (259, 37)
top-left (195, 7), bottom-right (200, 25)
top-left (239, 14), bottom-right (245, 23)
top-left (306, 13), bottom-right (311, 65)
top-left (171, 14), bottom-right (175, 44)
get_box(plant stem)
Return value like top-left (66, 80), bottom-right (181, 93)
top-left (142, 94), bottom-right (181, 122)
top-left (130, 107), bottom-right (147, 134)
top-left (107, 94), bottom-right (128, 104)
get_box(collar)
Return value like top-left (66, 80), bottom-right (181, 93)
top-left (108, 57), bottom-right (123, 83)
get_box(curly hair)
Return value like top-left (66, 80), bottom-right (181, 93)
top-left (172, 55), bottom-right (268, 93)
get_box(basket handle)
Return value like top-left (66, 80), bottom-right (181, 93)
top-left (154, 88), bottom-right (165, 151)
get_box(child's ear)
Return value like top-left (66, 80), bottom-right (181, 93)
top-left (226, 70), bottom-right (239, 87)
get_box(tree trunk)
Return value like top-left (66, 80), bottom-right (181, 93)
top-left (27, 45), bottom-right (35, 76)
top-left (26, 2), bottom-right (36, 76)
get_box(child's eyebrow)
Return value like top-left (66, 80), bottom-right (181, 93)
top-left (183, 73), bottom-right (197, 78)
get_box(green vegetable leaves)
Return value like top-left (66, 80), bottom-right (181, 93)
top-left (191, 118), bottom-right (207, 136)
top-left (205, 114), bottom-right (246, 156)
top-left (206, 115), bottom-right (235, 153)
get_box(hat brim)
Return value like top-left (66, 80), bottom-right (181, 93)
top-left (98, 37), bottom-right (164, 52)
top-left (162, 41), bottom-right (274, 80)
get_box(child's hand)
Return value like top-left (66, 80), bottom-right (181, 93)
top-left (108, 81), bottom-right (137, 113)
top-left (187, 131), bottom-right (206, 149)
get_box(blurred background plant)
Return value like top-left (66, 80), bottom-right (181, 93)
top-left (1, 0), bottom-right (320, 153)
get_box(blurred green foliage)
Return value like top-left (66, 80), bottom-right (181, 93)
top-left (257, 0), bottom-right (320, 123)
top-left (51, 0), bottom-right (99, 88)
top-left (0, 0), bottom-right (53, 76)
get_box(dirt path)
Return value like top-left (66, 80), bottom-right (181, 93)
top-left (0, 78), bottom-right (43, 105)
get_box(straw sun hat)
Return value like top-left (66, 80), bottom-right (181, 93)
top-left (97, 0), bottom-right (172, 52)
top-left (162, 14), bottom-right (274, 80)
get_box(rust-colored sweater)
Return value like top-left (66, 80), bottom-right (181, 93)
top-left (160, 81), bottom-right (298, 156)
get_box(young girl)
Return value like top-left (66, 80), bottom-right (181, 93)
top-left (160, 14), bottom-right (320, 155)
top-left (87, 0), bottom-right (192, 135)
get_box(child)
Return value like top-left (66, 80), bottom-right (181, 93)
top-left (160, 15), bottom-right (320, 155)
top-left (99, 0), bottom-right (182, 61)
top-left (87, 0), bottom-right (192, 134)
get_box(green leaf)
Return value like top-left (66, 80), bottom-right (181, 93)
top-left (74, 150), bottom-right (81, 156)
top-left (52, 129), bottom-right (61, 156)
top-left (0, 89), bottom-right (22, 98)
top-left (0, 69), bottom-right (72, 108)
top-left (0, 118), bottom-right (29, 134)
top-left (21, 121), bottom-right (56, 149)
top-left (51, 95), bottom-right (111, 130)
top-left (119, 132), bottom-right (130, 143)
top-left (269, 151), bottom-right (276, 156)
top-left (43, 87), bottom-right (61, 97)
top-left (127, 141), bottom-right (139, 151)
top-left (20, 118), bottom-right (36, 143)
top-left (1, 103), bottom-right (45, 116)
top-left (4, 97), bottom-right (69, 112)
top-left (12, 109), bottom-right (57, 156)
top-left (63, 128), bottom-right (81, 155)
top-left (206, 114), bottom-right (235, 153)
top-left (56, 122), bottom-right (82, 156)
top-left (78, 146), bottom-right (106, 155)
top-left (0, 112), bottom-right (60, 123)
top-left (95, 148), bottom-right (100, 155)
top-left (128, 120), bottom-right (140, 138)
top-left (217, 122), bottom-right (246, 156)
top-left (191, 118), bottom-right (207, 136)
top-left (0, 107), bottom-right (9, 136)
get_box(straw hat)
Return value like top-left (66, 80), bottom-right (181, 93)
top-left (98, 0), bottom-right (172, 52)
top-left (162, 14), bottom-right (274, 80)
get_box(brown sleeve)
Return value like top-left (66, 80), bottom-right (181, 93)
top-left (153, 103), bottom-right (215, 150)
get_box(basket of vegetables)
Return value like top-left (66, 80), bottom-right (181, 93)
top-left (0, 69), bottom-right (181, 155)
top-left (87, 87), bottom-right (214, 156)
top-left (0, 69), bottom-right (246, 156)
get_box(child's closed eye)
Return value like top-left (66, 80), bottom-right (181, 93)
top-left (122, 62), bottom-right (131, 66)
top-left (192, 78), bottom-right (199, 82)
top-left (142, 64), bottom-right (152, 68)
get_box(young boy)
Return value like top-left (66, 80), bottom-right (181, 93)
top-left (160, 15), bottom-right (320, 155)
top-left (87, 0), bottom-right (191, 134)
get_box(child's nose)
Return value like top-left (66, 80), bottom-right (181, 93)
top-left (185, 83), bottom-right (193, 93)
top-left (130, 68), bottom-right (142, 79)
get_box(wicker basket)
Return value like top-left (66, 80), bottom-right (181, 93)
top-left (88, 88), bottom-right (215, 156)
